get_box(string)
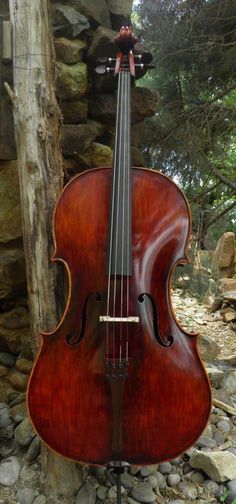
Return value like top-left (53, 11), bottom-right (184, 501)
top-left (112, 70), bottom-right (125, 364)
top-left (105, 67), bottom-right (131, 370)
top-left (106, 71), bottom-right (121, 365)
top-left (119, 70), bottom-right (127, 364)
top-left (126, 71), bottom-right (131, 365)
top-left (120, 70), bottom-right (130, 365)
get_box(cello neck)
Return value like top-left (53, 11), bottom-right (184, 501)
top-left (107, 67), bottom-right (132, 277)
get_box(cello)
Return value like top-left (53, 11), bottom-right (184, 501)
top-left (27, 26), bottom-right (211, 480)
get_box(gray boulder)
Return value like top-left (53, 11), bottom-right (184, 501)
top-left (106, 0), bottom-right (133, 29)
top-left (0, 456), bottom-right (20, 485)
top-left (0, 403), bottom-right (11, 428)
top-left (56, 62), bottom-right (87, 101)
top-left (15, 417), bottom-right (36, 446)
top-left (60, 100), bottom-right (88, 124)
top-left (214, 232), bottom-right (236, 278)
top-left (88, 87), bottom-right (159, 125)
top-left (62, 124), bottom-right (98, 158)
top-left (178, 481), bottom-right (198, 500)
top-left (0, 313), bottom-right (31, 357)
top-left (222, 371), bottom-right (236, 395)
top-left (226, 479), bottom-right (236, 503)
top-left (16, 488), bottom-right (35, 504)
top-left (54, 37), bottom-right (86, 64)
top-left (131, 87), bottom-right (160, 123)
top-left (24, 436), bottom-right (41, 463)
top-left (198, 334), bottom-right (221, 362)
top-left (52, 4), bottom-right (90, 38)
top-left (75, 481), bottom-right (96, 504)
top-left (190, 450), bottom-right (236, 482)
top-left (0, 161), bottom-right (21, 242)
top-left (0, 245), bottom-right (26, 300)
top-left (130, 482), bottom-right (156, 503)
top-left (53, 0), bottom-right (111, 28)
top-left (77, 142), bottom-right (113, 168)
top-left (33, 497), bottom-right (47, 504)
top-left (131, 147), bottom-right (145, 167)
top-left (0, 352), bottom-right (16, 367)
top-left (87, 26), bottom-right (118, 61)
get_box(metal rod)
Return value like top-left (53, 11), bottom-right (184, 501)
top-left (107, 462), bottom-right (126, 504)
top-left (116, 471), bottom-right (122, 504)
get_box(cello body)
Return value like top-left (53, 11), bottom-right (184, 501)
top-left (28, 166), bottom-right (211, 465)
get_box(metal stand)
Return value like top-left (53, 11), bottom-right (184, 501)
top-left (107, 461), bottom-right (128, 504)
top-left (113, 466), bottom-right (124, 504)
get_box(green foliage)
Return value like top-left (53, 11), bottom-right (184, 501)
top-left (219, 487), bottom-right (229, 502)
top-left (132, 0), bottom-right (236, 248)
top-left (219, 487), bottom-right (236, 503)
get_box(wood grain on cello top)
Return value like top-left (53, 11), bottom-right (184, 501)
top-left (27, 167), bottom-right (211, 466)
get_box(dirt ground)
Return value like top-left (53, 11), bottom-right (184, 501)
top-left (172, 289), bottom-right (236, 358)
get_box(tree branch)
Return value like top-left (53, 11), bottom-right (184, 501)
top-left (189, 181), bottom-right (222, 203)
top-left (206, 200), bottom-right (236, 229)
top-left (4, 81), bottom-right (17, 104)
top-left (207, 163), bottom-right (236, 192)
top-left (160, 83), bottom-right (236, 146)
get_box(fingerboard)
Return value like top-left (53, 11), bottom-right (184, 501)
top-left (107, 71), bottom-right (132, 277)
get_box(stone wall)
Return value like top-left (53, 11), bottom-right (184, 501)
top-left (0, 0), bottom-right (159, 402)
top-left (0, 4), bottom-right (33, 403)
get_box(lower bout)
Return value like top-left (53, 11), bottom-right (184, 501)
top-left (28, 386), bottom-right (211, 466)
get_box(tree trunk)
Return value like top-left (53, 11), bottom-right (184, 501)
top-left (7, 1), bottom-right (82, 502)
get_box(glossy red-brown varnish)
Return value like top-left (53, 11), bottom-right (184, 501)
top-left (27, 167), bottom-right (211, 465)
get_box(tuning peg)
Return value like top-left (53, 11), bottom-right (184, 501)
top-left (95, 62), bottom-right (155, 74)
top-left (96, 57), bottom-right (116, 64)
top-left (96, 54), bottom-right (152, 64)
top-left (142, 63), bottom-right (156, 69)
top-left (140, 52), bottom-right (153, 64)
top-left (134, 53), bottom-right (153, 64)
top-left (96, 57), bottom-right (107, 63)
top-left (95, 64), bottom-right (107, 74)
top-left (95, 64), bottom-right (115, 74)
top-left (134, 63), bottom-right (156, 70)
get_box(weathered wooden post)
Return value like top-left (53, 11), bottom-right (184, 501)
top-left (6, 1), bottom-right (82, 501)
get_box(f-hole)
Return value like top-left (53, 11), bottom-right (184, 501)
top-left (138, 293), bottom-right (173, 347)
top-left (66, 292), bottom-right (102, 345)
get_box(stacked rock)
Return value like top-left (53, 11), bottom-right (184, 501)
top-left (0, 0), bottom-right (160, 404)
top-left (74, 403), bottom-right (236, 503)
top-left (0, 294), bottom-right (235, 501)
top-left (1, 3), bottom-right (236, 504)
top-left (0, 0), bottom-right (160, 398)
top-left (51, 0), bottom-right (159, 175)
